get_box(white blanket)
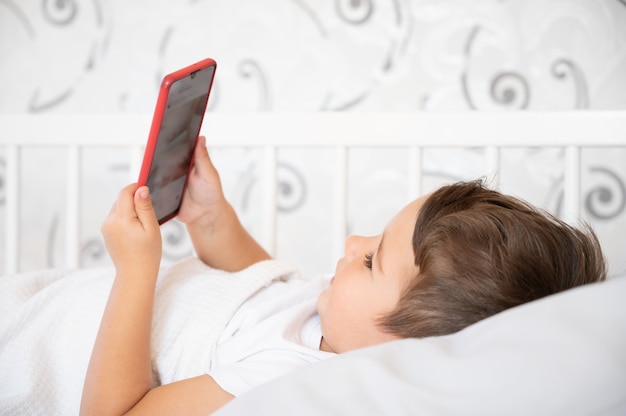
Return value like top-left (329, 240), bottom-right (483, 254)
top-left (0, 258), bottom-right (298, 415)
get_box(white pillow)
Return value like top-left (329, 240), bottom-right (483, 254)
top-left (216, 276), bottom-right (626, 415)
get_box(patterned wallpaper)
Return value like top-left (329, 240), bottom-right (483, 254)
top-left (1, 0), bottom-right (625, 277)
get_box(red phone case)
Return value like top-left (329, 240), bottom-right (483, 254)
top-left (138, 58), bottom-right (217, 224)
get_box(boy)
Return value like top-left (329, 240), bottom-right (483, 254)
top-left (81, 136), bottom-right (606, 415)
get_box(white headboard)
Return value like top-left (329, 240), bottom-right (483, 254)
top-left (1, 112), bottom-right (625, 276)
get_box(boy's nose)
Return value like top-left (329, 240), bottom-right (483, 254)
top-left (344, 235), bottom-right (358, 260)
top-left (344, 235), bottom-right (368, 261)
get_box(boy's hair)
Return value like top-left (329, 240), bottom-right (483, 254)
top-left (379, 179), bottom-right (607, 338)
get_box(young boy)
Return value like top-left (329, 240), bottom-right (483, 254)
top-left (81, 136), bottom-right (606, 415)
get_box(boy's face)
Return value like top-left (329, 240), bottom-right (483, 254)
top-left (317, 195), bottom-right (427, 353)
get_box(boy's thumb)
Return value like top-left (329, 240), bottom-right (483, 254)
top-left (193, 136), bottom-right (216, 176)
top-left (136, 186), bottom-right (151, 202)
top-left (135, 186), bottom-right (157, 222)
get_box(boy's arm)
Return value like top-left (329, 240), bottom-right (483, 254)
top-left (178, 136), bottom-right (271, 271)
top-left (186, 199), bottom-right (271, 272)
top-left (81, 184), bottom-right (160, 414)
top-left (81, 185), bottom-right (235, 415)
top-left (123, 375), bottom-right (234, 415)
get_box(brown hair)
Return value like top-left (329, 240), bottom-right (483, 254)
top-left (380, 179), bottom-right (607, 338)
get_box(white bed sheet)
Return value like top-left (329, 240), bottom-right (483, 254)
top-left (0, 258), bottom-right (297, 415)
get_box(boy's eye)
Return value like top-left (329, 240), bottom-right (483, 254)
top-left (363, 252), bottom-right (374, 270)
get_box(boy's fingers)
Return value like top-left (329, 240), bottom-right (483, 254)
top-left (115, 183), bottom-right (138, 215)
top-left (193, 136), bottom-right (216, 176)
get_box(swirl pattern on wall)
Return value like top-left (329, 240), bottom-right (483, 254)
top-left (43, 0), bottom-right (79, 26)
top-left (0, 0), bottom-right (110, 112)
top-left (586, 167), bottom-right (626, 220)
top-left (277, 162), bottom-right (307, 213)
top-left (462, 26), bottom-right (532, 110)
top-left (335, 0), bottom-right (375, 25)
top-left (80, 238), bottom-right (108, 267)
top-left (237, 161), bottom-right (308, 214)
top-left (551, 59), bottom-right (589, 109)
top-left (161, 221), bottom-right (194, 261)
top-left (238, 59), bottom-right (272, 111)
top-left (489, 72), bottom-right (531, 109)
top-left (548, 165), bottom-right (626, 223)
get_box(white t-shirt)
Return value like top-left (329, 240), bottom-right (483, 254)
top-left (208, 274), bottom-right (335, 396)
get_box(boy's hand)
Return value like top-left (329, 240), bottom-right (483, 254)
top-left (177, 136), bottom-right (229, 228)
top-left (176, 136), bottom-right (271, 270)
top-left (101, 184), bottom-right (162, 277)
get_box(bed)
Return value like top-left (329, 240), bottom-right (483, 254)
top-left (1, 112), bottom-right (625, 415)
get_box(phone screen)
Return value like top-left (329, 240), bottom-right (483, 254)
top-left (146, 64), bottom-right (216, 223)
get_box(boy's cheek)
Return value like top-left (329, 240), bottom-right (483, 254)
top-left (316, 290), bottom-right (328, 316)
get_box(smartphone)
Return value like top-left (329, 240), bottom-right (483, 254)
top-left (138, 58), bottom-right (217, 224)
